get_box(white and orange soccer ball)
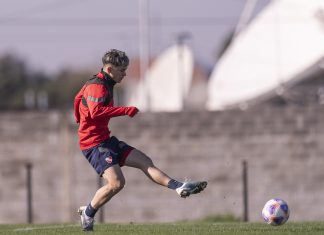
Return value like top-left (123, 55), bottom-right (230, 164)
top-left (262, 198), bottom-right (290, 226)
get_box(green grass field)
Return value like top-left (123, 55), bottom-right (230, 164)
top-left (1, 222), bottom-right (324, 235)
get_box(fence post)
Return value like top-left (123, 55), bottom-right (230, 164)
top-left (98, 176), bottom-right (104, 223)
top-left (26, 163), bottom-right (33, 224)
top-left (242, 160), bottom-right (249, 222)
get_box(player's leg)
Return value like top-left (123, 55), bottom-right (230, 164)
top-left (79, 164), bottom-right (125, 231)
top-left (91, 164), bottom-right (125, 208)
top-left (124, 149), bottom-right (207, 197)
top-left (79, 165), bottom-right (125, 231)
top-left (124, 148), bottom-right (172, 186)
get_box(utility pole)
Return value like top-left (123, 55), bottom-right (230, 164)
top-left (176, 32), bottom-right (191, 110)
top-left (26, 163), bottom-right (33, 224)
top-left (138, 0), bottom-right (150, 111)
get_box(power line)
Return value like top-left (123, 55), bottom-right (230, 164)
top-left (1, 0), bottom-right (85, 19)
top-left (0, 35), bottom-right (133, 43)
top-left (0, 17), bottom-right (238, 26)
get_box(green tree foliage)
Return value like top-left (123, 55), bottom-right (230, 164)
top-left (45, 69), bottom-right (90, 109)
top-left (0, 53), bottom-right (91, 110)
top-left (0, 54), bottom-right (29, 109)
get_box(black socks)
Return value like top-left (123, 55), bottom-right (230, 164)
top-left (85, 203), bottom-right (98, 218)
top-left (167, 179), bottom-right (183, 190)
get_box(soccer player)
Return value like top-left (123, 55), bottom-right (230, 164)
top-left (74, 49), bottom-right (207, 231)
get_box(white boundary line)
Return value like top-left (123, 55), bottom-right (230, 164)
top-left (13, 224), bottom-right (79, 232)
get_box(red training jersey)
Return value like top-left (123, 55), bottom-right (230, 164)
top-left (74, 71), bottom-right (128, 150)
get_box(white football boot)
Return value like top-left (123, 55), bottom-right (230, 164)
top-left (78, 206), bottom-right (94, 232)
top-left (176, 181), bottom-right (207, 198)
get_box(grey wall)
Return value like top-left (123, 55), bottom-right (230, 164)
top-left (0, 106), bottom-right (323, 223)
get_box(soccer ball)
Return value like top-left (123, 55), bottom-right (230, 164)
top-left (262, 198), bottom-right (290, 226)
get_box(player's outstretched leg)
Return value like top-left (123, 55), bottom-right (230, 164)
top-left (176, 181), bottom-right (208, 198)
top-left (78, 206), bottom-right (94, 232)
top-left (124, 149), bottom-right (207, 198)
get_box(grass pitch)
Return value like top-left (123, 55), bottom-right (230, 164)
top-left (1, 222), bottom-right (324, 235)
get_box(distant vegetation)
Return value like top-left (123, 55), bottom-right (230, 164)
top-left (0, 53), bottom-right (90, 110)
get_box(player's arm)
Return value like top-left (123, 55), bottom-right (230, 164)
top-left (84, 84), bottom-right (139, 119)
top-left (74, 85), bottom-right (87, 123)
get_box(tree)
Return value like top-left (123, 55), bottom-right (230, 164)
top-left (0, 54), bottom-right (29, 110)
top-left (45, 69), bottom-right (91, 109)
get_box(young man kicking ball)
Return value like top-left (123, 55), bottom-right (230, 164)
top-left (74, 49), bottom-right (207, 231)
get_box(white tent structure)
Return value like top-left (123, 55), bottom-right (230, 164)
top-left (128, 44), bottom-right (194, 112)
top-left (206, 0), bottom-right (324, 110)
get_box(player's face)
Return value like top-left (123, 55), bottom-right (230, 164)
top-left (110, 65), bottom-right (127, 83)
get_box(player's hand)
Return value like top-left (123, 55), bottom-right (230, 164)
top-left (124, 106), bottom-right (139, 117)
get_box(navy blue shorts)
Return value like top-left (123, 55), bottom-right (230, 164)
top-left (82, 136), bottom-right (134, 176)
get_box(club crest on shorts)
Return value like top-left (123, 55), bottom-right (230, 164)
top-left (105, 156), bottom-right (113, 164)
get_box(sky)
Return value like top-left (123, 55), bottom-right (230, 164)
top-left (0, 0), bottom-right (270, 74)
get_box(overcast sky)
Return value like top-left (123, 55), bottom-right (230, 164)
top-left (0, 0), bottom-right (270, 74)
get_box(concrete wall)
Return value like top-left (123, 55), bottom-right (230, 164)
top-left (1, 104), bottom-right (324, 224)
